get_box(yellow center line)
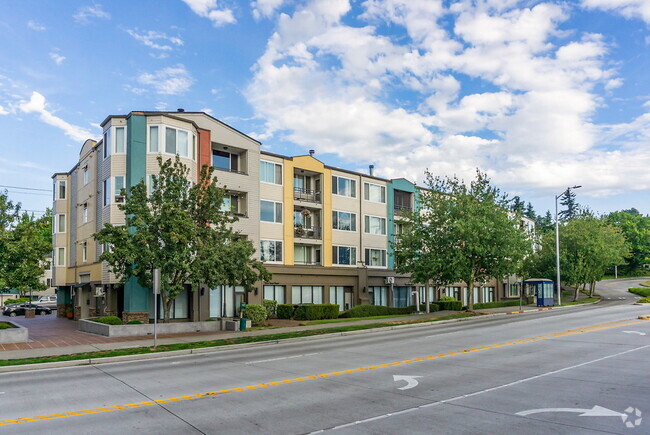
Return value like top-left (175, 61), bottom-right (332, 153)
top-left (1, 318), bottom-right (648, 426)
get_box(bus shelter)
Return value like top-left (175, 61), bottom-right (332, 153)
top-left (524, 279), bottom-right (555, 307)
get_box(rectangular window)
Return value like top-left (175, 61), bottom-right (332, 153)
top-left (103, 179), bottom-right (110, 207)
top-left (260, 240), bottom-right (282, 262)
top-left (56, 180), bottom-right (66, 200)
top-left (260, 200), bottom-right (282, 223)
top-left (332, 211), bottom-right (357, 231)
top-left (83, 204), bottom-right (88, 223)
top-left (329, 286), bottom-right (352, 311)
top-left (509, 284), bottom-right (519, 297)
top-left (114, 176), bottom-right (125, 201)
top-left (365, 248), bottom-right (387, 267)
top-left (56, 214), bottom-right (66, 233)
top-left (263, 285), bottom-right (285, 304)
top-left (332, 246), bottom-right (356, 266)
top-left (212, 150), bottom-right (238, 171)
top-left (56, 247), bottom-right (65, 267)
top-left (260, 160), bottom-right (282, 184)
top-left (291, 286), bottom-right (323, 304)
top-left (83, 167), bottom-right (88, 185)
top-left (165, 127), bottom-right (176, 154)
top-left (332, 176), bottom-right (356, 198)
top-left (370, 286), bottom-right (388, 306)
top-left (103, 129), bottom-right (111, 159)
top-left (82, 242), bottom-right (87, 263)
top-left (114, 127), bottom-right (126, 153)
top-left (149, 126), bottom-right (159, 152)
top-left (364, 183), bottom-right (386, 203)
top-left (178, 130), bottom-right (189, 157)
top-left (364, 215), bottom-right (387, 235)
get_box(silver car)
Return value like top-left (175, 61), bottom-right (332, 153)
top-left (34, 296), bottom-right (57, 309)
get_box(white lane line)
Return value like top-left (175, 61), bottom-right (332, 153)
top-left (310, 344), bottom-right (650, 433)
top-left (245, 352), bottom-right (319, 365)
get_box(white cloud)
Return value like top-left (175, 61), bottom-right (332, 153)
top-left (180, 0), bottom-right (236, 26)
top-left (27, 20), bottom-right (46, 31)
top-left (252, 0), bottom-right (287, 19)
top-left (73, 4), bottom-right (111, 23)
top-left (0, 104), bottom-right (8, 115)
top-left (155, 102), bottom-right (168, 111)
top-left (19, 92), bottom-right (94, 142)
top-left (138, 65), bottom-right (194, 95)
top-left (246, 0), bottom-right (648, 199)
top-left (581, 0), bottom-right (650, 23)
top-left (126, 29), bottom-right (184, 51)
top-left (49, 52), bottom-right (66, 65)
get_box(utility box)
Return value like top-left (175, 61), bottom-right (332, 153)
top-left (525, 279), bottom-right (555, 306)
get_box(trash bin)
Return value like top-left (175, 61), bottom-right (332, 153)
top-left (240, 317), bottom-right (247, 331)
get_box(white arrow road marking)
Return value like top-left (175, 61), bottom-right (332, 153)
top-left (393, 375), bottom-right (422, 390)
top-left (517, 405), bottom-right (625, 418)
top-left (623, 331), bottom-right (646, 336)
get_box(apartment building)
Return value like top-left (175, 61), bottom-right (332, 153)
top-left (53, 110), bottom-right (525, 322)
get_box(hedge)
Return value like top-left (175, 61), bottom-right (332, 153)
top-left (263, 299), bottom-right (278, 318)
top-left (339, 305), bottom-right (413, 318)
top-left (638, 297), bottom-right (650, 303)
top-left (277, 304), bottom-right (295, 319)
top-left (629, 288), bottom-right (650, 297)
top-left (293, 304), bottom-right (339, 321)
top-left (3, 298), bottom-right (29, 306)
top-left (418, 303), bottom-right (440, 312)
top-left (473, 300), bottom-right (522, 310)
top-left (433, 300), bottom-right (463, 311)
top-left (244, 304), bottom-right (268, 324)
top-left (93, 316), bottom-right (123, 325)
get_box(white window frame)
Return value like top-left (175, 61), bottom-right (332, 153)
top-left (103, 129), bottom-right (111, 159)
top-left (260, 200), bottom-right (283, 224)
top-left (365, 248), bottom-right (387, 268)
top-left (114, 126), bottom-right (126, 154)
top-left (364, 215), bottom-right (387, 235)
top-left (56, 247), bottom-right (65, 267)
top-left (82, 242), bottom-right (87, 263)
top-left (83, 166), bottom-right (88, 185)
top-left (332, 210), bottom-right (357, 232)
top-left (291, 285), bottom-right (323, 304)
top-left (332, 245), bottom-right (357, 266)
top-left (260, 160), bottom-right (283, 185)
top-left (148, 125), bottom-right (160, 153)
top-left (332, 175), bottom-right (357, 198)
top-left (103, 178), bottom-right (111, 207)
top-left (263, 285), bottom-right (285, 304)
top-left (114, 175), bottom-right (125, 203)
top-left (55, 213), bottom-right (66, 233)
top-left (55, 180), bottom-right (66, 200)
top-left (83, 204), bottom-right (88, 224)
top-left (363, 182), bottom-right (386, 203)
top-left (260, 239), bottom-right (283, 263)
top-left (151, 125), bottom-right (195, 160)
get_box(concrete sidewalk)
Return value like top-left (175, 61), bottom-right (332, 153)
top-left (0, 302), bottom-right (581, 362)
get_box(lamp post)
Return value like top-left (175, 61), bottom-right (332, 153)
top-left (555, 185), bottom-right (581, 306)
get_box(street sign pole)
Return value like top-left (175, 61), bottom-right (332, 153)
top-left (153, 269), bottom-right (160, 348)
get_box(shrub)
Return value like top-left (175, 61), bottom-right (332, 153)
top-left (3, 298), bottom-right (29, 306)
top-left (339, 305), bottom-right (413, 318)
top-left (277, 304), bottom-right (295, 319)
top-left (244, 304), bottom-right (268, 325)
top-left (629, 288), bottom-right (650, 298)
top-left (94, 316), bottom-right (123, 325)
top-left (473, 300), bottom-right (522, 310)
top-left (433, 300), bottom-right (463, 311)
top-left (418, 303), bottom-right (440, 312)
top-left (263, 299), bottom-right (278, 318)
top-left (439, 296), bottom-right (456, 302)
top-left (127, 320), bottom-right (143, 325)
top-left (0, 322), bottom-right (14, 329)
top-left (637, 297), bottom-right (650, 303)
top-left (293, 304), bottom-right (339, 321)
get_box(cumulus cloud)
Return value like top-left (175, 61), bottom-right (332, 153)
top-left (49, 52), bottom-right (66, 65)
top-left (0, 104), bottom-right (8, 115)
top-left (252, 0), bottom-right (287, 19)
top-left (27, 20), bottom-right (46, 31)
top-left (181, 0), bottom-right (236, 26)
top-left (582, 0), bottom-right (650, 23)
top-left (19, 92), bottom-right (94, 142)
top-left (137, 65), bottom-right (194, 95)
top-left (246, 0), bottom-right (648, 198)
top-left (73, 4), bottom-right (111, 23)
top-left (126, 29), bottom-right (184, 51)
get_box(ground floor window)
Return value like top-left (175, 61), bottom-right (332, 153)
top-left (370, 286), bottom-right (388, 306)
top-left (393, 286), bottom-right (411, 308)
top-left (482, 286), bottom-right (494, 303)
top-left (329, 286), bottom-right (353, 311)
top-left (445, 286), bottom-right (461, 301)
top-left (263, 285), bottom-right (285, 304)
top-left (149, 287), bottom-right (189, 320)
top-left (508, 283), bottom-right (519, 297)
top-left (210, 285), bottom-right (246, 318)
top-left (291, 286), bottom-right (323, 304)
top-left (418, 286), bottom-right (435, 304)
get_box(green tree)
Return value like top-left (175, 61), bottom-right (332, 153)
top-left (510, 196), bottom-right (525, 214)
top-left (559, 189), bottom-right (580, 221)
top-left (535, 210), bottom-right (554, 233)
top-left (605, 209), bottom-right (650, 272)
top-left (396, 170), bottom-right (532, 310)
top-left (525, 202), bottom-right (536, 220)
top-left (0, 190), bottom-right (22, 289)
top-left (95, 156), bottom-right (270, 322)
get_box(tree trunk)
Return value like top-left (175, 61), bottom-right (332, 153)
top-left (163, 297), bottom-right (173, 323)
top-left (573, 284), bottom-right (579, 302)
top-left (466, 273), bottom-right (475, 310)
top-left (589, 281), bottom-right (596, 297)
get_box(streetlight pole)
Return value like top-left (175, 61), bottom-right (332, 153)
top-left (554, 185), bottom-right (581, 306)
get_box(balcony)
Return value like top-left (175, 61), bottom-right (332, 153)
top-left (393, 204), bottom-right (413, 216)
top-left (294, 225), bottom-right (321, 239)
top-left (294, 187), bottom-right (321, 203)
top-left (294, 244), bottom-right (321, 266)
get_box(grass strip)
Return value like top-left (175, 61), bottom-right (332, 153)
top-left (300, 315), bottom-right (414, 325)
top-left (0, 313), bottom-right (475, 367)
top-left (640, 281), bottom-right (650, 287)
top-left (629, 287), bottom-right (650, 297)
top-left (559, 297), bottom-right (599, 306)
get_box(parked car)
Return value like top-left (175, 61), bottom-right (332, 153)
top-left (2, 303), bottom-right (52, 317)
top-left (35, 296), bottom-right (57, 308)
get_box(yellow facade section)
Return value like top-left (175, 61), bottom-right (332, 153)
top-left (283, 156), bottom-right (332, 267)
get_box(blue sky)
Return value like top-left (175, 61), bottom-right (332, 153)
top-left (1, 0), bottom-right (649, 218)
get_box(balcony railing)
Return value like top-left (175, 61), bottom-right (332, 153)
top-left (294, 260), bottom-right (321, 266)
top-left (394, 204), bottom-right (412, 216)
top-left (294, 225), bottom-right (321, 239)
top-left (294, 187), bottom-right (321, 203)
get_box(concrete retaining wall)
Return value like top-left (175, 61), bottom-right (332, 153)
top-left (78, 319), bottom-right (223, 337)
top-left (0, 321), bottom-right (28, 343)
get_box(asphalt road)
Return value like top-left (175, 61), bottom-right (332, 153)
top-left (1, 279), bottom-right (649, 434)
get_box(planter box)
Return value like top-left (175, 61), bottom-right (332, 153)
top-left (78, 319), bottom-right (223, 337)
top-left (0, 321), bottom-right (28, 343)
